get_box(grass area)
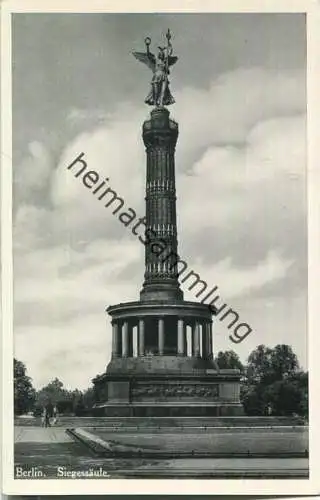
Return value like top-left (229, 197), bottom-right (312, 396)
top-left (90, 428), bottom-right (308, 456)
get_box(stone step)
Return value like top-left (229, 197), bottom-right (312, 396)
top-left (15, 415), bottom-right (305, 428)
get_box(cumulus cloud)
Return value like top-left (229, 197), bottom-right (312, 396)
top-left (67, 107), bottom-right (111, 125)
top-left (15, 313), bottom-right (110, 390)
top-left (183, 250), bottom-right (295, 302)
top-left (13, 141), bottom-right (54, 209)
top-left (174, 67), bottom-right (305, 171)
top-left (178, 114), bottom-right (306, 231)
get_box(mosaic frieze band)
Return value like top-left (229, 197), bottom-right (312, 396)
top-left (132, 383), bottom-right (219, 399)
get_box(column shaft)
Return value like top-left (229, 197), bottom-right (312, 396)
top-left (207, 322), bottom-right (213, 358)
top-left (202, 323), bottom-right (207, 358)
top-left (140, 108), bottom-right (183, 301)
top-left (158, 318), bottom-right (165, 355)
top-left (122, 321), bottom-right (129, 357)
top-left (112, 322), bottom-right (119, 357)
top-left (183, 324), bottom-right (188, 356)
top-left (128, 322), bottom-right (133, 357)
top-left (138, 318), bottom-right (145, 356)
top-left (193, 322), bottom-right (201, 357)
top-left (177, 318), bottom-right (185, 356)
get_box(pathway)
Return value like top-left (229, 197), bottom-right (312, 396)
top-left (15, 426), bottom-right (73, 443)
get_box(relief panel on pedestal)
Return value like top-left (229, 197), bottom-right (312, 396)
top-left (131, 382), bottom-right (219, 401)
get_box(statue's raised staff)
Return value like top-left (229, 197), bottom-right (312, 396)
top-left (132, 29), bottom-right (178, 107)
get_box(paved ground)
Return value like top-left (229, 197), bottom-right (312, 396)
top-left (14, 426), bottom-right (309, 479)
top-left (15, 427), bottom-right (74, 443)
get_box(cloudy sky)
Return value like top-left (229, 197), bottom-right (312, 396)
top-left (12, 13), bottom-right (307, 390)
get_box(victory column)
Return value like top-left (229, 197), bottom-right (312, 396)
top-left (93, 31), bottom-right (243, 417)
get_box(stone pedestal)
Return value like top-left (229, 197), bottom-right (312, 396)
top-left (94, 366), bottom-right (243, 417)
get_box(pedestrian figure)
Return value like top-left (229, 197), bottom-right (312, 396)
top-left (41, 407), bottom-right (47, 427)
top-left (52, 405), bottom-right (58, 426)
top-left (44, 406), bottom-right (51, 427)
top-left (264, 403), bottom-right (272, 416)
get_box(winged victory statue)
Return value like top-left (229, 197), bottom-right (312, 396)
top-left (132, 29), bottom-right (178, 107)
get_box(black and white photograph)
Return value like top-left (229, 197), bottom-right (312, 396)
top-left (1, 0), bottom-right (320, 495)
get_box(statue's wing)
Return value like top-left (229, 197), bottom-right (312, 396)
top-left (168, 55), bottom-right (178, 67)
top-left (132, 51), bottom-right (156, 71)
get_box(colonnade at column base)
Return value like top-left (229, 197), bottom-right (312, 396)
top-left (97, 299), bottom-right (244, 416)
top-left (107, 300), bottom-right (216, 361)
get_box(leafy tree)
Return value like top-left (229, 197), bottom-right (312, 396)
top-left (69, 389), bottom-right (83, 415)
top-left (215, 350), bottom-right (244, 371)
top-left (246, 344), bottom-right (299, 385)
top-left (240, 383), bottom-right (263, 416)
top-left (297, 371), bottom-right (309, 418)
top-left (35, 377), bottom-right (71, 415)
top-left (82, 387), bottom-right (96, 412)
top-left (36, 377), bottom-right (66, 405)
top-left (242, 344), bottom-right (307, 417)
top-left (263, 378), bottom-right (304, 416)
top-left (34, 380), bottom-right (97, 416)
top-left (14, 359), bottom-right (36, 415)
top-left (72, 392), bottom-right (85, 416)
top-left (246, 344), bottom-right (273, 384)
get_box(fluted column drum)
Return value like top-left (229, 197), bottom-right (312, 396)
top-left (140, 107), bottom-right (183, 302)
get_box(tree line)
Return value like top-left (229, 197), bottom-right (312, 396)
top-left (14, 343), bottom-right (308, 419)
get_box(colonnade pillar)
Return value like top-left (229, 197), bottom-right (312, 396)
top-left (183, 323), bottom-right (187, 355)
top-left (207, 322), bottom-right (213, 359)
top-left (177, 318), bottom-right (185, 356)
top-left (128, 322), bottom-right (133, 357)
top-left (112, 322), bottom-right (120, 358)
top-left (202, 323), bottom-right (207, 358)
top-left (193, 321), bottom-right (201, 357)
top-left (122, 321), bottom-right (129, 357)
top-left (158, 318), bottom-right (165, 355)
top-left (138, 318), bottom-right (145, 356)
